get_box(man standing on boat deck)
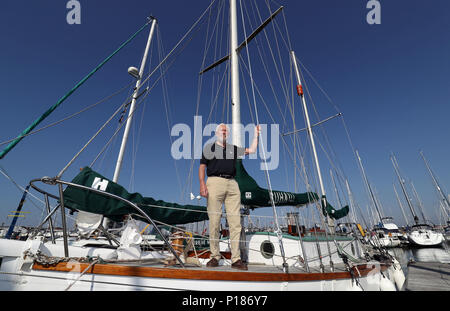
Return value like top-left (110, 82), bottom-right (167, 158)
top-left (199, 123), bottom-right (261, 271)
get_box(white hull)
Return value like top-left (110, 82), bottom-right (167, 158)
top-left (0, 265), bottom-right (395, 291)
top-left (244, 232), bottom-right (361, 267)
top-left (371, 236), bottom-right (401, 248)
top-left (408, 229), bottom-right (444, 247)
top-left (0, 261), bottom-right (400, 291)
top-left (0, 236), bottom-right (403, 291)
top-left (370, 222), bottom-right (403, 248)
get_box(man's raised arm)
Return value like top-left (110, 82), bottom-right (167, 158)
top-left (199, 164), bottom-right (208, 197)
top-left (245, 125), bottom-right (261, 155)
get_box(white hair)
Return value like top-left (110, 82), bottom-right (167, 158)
top-left (215, 123), bottom-right (230, 134)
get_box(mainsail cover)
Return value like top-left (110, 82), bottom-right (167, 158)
top-left (234, 160), bottom-right (349, 220)
top-left (63, 161), bottom-right (349, 225)
top-left (62, 167), bottom-right (209, 225)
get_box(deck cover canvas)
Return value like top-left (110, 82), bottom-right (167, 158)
top-left (62, 162), bottom-right (348, 225)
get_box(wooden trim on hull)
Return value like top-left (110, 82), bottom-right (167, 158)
top-left (32, 262), bottom-right (390, 282)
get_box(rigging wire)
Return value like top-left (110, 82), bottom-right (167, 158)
top-left (156, 25), bottom-right (185, 202)
top-left (254, 0), bottom-right (355, 222)
top-left (238, 2), bottom-right (309, 200)
top-left (238, 56), bottom-right (318, 200)
top-left (60, 2), bottom-right (215, 180)
top-left (0, 165), bottom-right (78, 228)
top-left (0, 21), bottom-right (153, 160)
top-left (294, 56), bottom-right (356, 197)
top-left (0, 82), bottom-right (134, 148)
top-left (0, 165), bottom-right (45, 216)
top-left (137, 0), bottom-right (219, 90)
top-left (184, 0), bottom-right (225, 202)
top-left (89, 88), bottom-right (151, 168)
top-left (238, 0), bottom-right (290, 272)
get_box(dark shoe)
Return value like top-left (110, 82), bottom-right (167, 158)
top-left (206, 258), bottom-right (219, 267)
top-left (231, 259), bottom-right (248, 270)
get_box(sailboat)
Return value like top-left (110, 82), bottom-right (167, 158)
top-left (390, 153), bottom-right (444, 247)
top-left (420, 150), bottom-right (450, 239)
top-left (355, 150), bottom-right (401, 248)
top-left (392, 184), bottom-right (411, 246)
top-left (0, 0), bottom-right (405, 291)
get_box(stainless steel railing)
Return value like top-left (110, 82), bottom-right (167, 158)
top-left (28, 176), bottom-right (185, 267)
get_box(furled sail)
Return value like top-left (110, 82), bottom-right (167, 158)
top-left (63, 161), bottom-right (349, 225)
top-left (235, 160), bottom-right (349, 220)
top-left (62, 167), bottom-right (209, 225)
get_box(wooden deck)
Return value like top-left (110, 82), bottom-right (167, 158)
top-left (404, 262), bottom-right (450, 291)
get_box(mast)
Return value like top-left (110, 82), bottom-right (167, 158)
top-left (390, 154), bottom-right (419, 225)
top-left (330, 169), bottom-right (342, 210)
top-left (230, 0), bottom-right (241, 147)
top-left (113, 17), bottom-right (157, 182)
top-left (355, 150), bottom-right (384, 224)
top-left (393, 183), bottom-right (410, 226)
top-left (230, 0), bottom-right (291, 272)
top-left (420, 151), bottom-right (450, 213)
top-left (290, 50), bottom-right (333, 230)
top-left (345, 179), bottom-right (358, 224)
top-left (410, 181), bottom-right (428, 224)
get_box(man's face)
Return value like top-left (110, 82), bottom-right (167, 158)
top-left (216, 124), bottom-right (229, 143)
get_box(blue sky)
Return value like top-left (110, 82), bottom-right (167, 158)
top-left (0, 0), bottom-right (449, 229)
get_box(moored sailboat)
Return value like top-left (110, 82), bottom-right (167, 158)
top-left (0, 0), bottom-right (404, 291)
top-left (390, 153), bottom-right (444, 247)
top-left (355, 150), bottom-right (401, 248)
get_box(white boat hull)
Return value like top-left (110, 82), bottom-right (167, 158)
top-left (0, 259), bottom-right (396, 291)
top-left (0, 237), bottom-right (402, 291)
top-left (408, 229), bottom-right (444, 247)
top-left (244, 232), bottom-right (362, 268)
top-left (370, 236), bottom-right (401, 248)
top-left (0, 267), bottom-right (394, 291)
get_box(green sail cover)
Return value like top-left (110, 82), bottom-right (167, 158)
top-left (62, 161), bottom-right (349, 225)
top-left (62, 167), bottom-right (209, 225)
top-left (234, 160), bottom-right (349, 220)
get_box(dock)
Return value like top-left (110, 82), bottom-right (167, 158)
top-left (404, 261), bottom-right (450, 291)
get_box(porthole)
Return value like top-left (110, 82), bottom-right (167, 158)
top-left (260, 240), bottom-right (275, 259)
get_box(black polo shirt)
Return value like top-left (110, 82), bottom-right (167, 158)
top-left (200, 142), bottom-right (245, 177)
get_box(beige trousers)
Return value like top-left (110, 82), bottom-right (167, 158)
top-left (206, 176), bottom-right (242, 263)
